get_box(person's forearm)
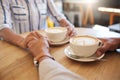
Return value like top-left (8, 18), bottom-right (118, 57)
top-left (37, 56), bottom-right (83, 80)
top-left (0, 28), bottom-right (24, 47)
top-left (38, 59), bottom-right (85, 80)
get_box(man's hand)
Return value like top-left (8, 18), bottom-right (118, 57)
top-left (96, 38), bottom-right (120, 56)
top-left (59, 19), bottom-right (76, 37)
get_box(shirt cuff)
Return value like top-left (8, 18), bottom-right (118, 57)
top-left (56, 14), bottom-right (66, 21)
top-left (39, 59), bottom-right (64, 72)
top-left (0, 24), bottom-right (12, 31)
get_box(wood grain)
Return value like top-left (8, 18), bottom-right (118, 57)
top-left (0, 41), bottom-right (38, 80)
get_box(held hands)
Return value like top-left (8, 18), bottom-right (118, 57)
top-left (59, 19), bottom-right (76, 37)
top-left (96, 38), bottom-right (120, 55)
top-left (25, 32), bottom-right (52, 62)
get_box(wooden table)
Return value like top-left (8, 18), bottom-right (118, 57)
top-left (0, 28), bottom-right (120, 80)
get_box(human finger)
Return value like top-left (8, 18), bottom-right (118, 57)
top-left (34, 31), bottom-right (43, 38)
top-left (30, 31), bottom-right (40, 39)
top-left (95, 49), bottom-right (103, 56)
top-left (66, 26), bottom-right (73, 37)
top-left (99, 43), bottom-right (111, 53)
top-left (25, 36), bottom-right (38, 47)
top-left (69, 28), bottom-right (77, 37)
top-left (27, 39), bottom-right (37, 48)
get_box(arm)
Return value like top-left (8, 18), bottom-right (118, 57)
top-left (0, 1), bottom-right (26, 48)
top-left (47, 0), bottom-right (76, 36)
top-left (27, 32), bottom-right (85, 80)
top-left (0, 28), bottom-right (26, 48)
top-left (39, 59), bottom-right (84, 80)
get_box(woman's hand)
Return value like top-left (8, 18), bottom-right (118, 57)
top-left (96, 38), bottom-right (120, 56)
top-left (59, 19), bottom-right (76, 37)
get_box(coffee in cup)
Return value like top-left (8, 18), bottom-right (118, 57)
top-left (69, 35), bottom-right (102, 57)
top-left (45, 27), bottom-right (67, 42)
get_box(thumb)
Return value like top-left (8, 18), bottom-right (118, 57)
top-left (96, 48), bottom-right (103, 56)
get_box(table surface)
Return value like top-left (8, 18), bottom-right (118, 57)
top-left (0, 28), bottom-right (120, 80)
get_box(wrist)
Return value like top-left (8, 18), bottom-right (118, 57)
top-left (59, 19), bottom-right (69, 27)
top-left (34, 55), bottom-right (54, 67)
top-left (15, 37), bottom-right (25, 47)
top-left (37, 55), bottom-right (55, 62)
top-left (34, 53), bottom-right (55, 63)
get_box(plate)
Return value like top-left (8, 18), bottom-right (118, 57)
top-left (64, 46), bottom-right (105, 62)
top-left (50, 37), bottom-right (69, 46)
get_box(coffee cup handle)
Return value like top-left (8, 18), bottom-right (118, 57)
top-left (98, 40), bottom-right (103, 48)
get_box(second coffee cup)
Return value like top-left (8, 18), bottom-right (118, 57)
top-left (45, 27), bottom-right (67, 43)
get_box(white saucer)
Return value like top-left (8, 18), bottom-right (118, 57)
top-left (50, 37), bottom-right (69, 46)
top-left (64, 46), bottom-right (105, 62)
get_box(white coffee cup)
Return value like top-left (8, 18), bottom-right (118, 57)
top-left (69, 35), bottom-right (103, 57)
top-left (45, 27), bottom-right (67, 42)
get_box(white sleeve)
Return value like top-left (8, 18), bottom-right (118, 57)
top-left (0, 0), bottom-right (12, 30)
top-left (39, 59), bottom-right (85, 80)
top-left (47, 0), bottom-right (66, 21)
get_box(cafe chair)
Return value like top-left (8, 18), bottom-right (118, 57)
top-left (98, 7), bottom-right (120, 25)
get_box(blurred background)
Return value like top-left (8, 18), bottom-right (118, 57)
top-left (53, 0), bottom-right (120, 32)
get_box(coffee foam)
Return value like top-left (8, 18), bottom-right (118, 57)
top-left (46, 27), bottom-right (66, 33)
top-left (47, 29), bottom-right (63, 33)
top-left (71, 37), bottom-right (97, 46)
